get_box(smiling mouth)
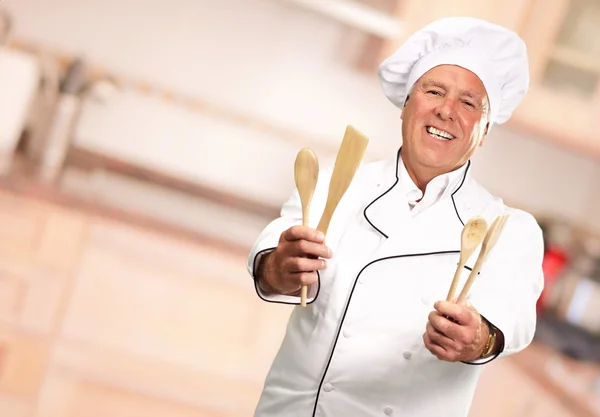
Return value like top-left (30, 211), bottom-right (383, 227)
top-left (426, 126), bottom-right (455, 141)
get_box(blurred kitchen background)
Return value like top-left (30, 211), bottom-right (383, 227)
top-left (0, 0), bottom-right (599, 416)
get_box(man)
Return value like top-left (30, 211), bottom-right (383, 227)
top-left (247, 17), bottom-right (544, 417)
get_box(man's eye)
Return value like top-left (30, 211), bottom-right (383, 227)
top-left (427, 90), bottom-right (442, 96)
top-left (463, 101), bottom-right (475, 108)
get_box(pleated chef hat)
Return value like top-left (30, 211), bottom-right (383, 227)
top-left (378, 17), bottom-right (530, 125)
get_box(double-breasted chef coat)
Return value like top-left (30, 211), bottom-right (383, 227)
top-left (247, 150), bottom-right (545, 417)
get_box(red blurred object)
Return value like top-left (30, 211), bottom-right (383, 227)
top-left (538, 245), bottom-right (568, 312)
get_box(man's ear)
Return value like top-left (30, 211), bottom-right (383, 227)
top-left (400, 94), bottom-right (410, 120)
top-left (479, 123), bottom-right (490, 147)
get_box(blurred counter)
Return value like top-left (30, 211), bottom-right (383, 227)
top-left (470, 338), bottom-right (600, 417)
top-left (512, 342), bottom-right (600, 417)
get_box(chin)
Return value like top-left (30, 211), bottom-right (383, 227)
top-left (417, 149), bottom-right (451, 169)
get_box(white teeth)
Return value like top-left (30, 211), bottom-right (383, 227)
top-left (426, 126), bottom-right (454, 140)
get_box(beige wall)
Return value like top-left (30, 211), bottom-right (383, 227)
top-left (5, 0), bottom-right (398, 148)
top-left (5, 0), bottom-right (600, 239)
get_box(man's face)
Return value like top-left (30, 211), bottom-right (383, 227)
top-left (400, 64), bottom-right (490, 175)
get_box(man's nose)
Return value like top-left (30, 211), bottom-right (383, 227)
top-left (436, 98), bottom-right (457, 121)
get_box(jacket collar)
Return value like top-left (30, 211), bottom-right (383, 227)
top-left (363, 148), bottom-right (491, 243)
top-left (397, 151), bottom-right (470, 212)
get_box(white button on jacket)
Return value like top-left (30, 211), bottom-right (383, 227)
top-left (247, 152), bottom-right (544, 417)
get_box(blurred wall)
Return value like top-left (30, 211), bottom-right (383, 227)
top-left (5, 0), bottom-right (599, 234)
top-left (4, 0), bottom-right (399, 146)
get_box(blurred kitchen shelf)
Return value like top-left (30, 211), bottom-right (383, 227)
top-left (2, 151), bottom-right (272, 254)
top-left (281, 0), bottom-right (403, 38)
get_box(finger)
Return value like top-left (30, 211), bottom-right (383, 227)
top-left (426, 322), bottom-right (456, 351)
top-left (428, 311), bottom-right (459, 340)
top-left (293, 271), bottom-right (319, 286)
top-left (423, 332), bottom-right (448, 360)
top-left (282, 226), bottom-right (325, 244)
top-left (434, 301), bottom-right (475, 325)
top-left (286, 257), bottom-right (327, 273)
top-left (290, 240), bottom-right (333, 259)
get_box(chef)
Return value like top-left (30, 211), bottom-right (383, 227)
top-left (246, 17), bottom-right (544, 417)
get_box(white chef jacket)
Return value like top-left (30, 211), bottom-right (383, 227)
top-left (247, 150), bottom-right (544, 417)
top-left (397, 155), bottom-right (468, 214)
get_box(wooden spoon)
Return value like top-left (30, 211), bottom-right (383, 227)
top-left (446, 216), bottom-right (488, 302)
top-left (456, 214), bottom-right (510, 305)
top-left (294, 148), bottom-right (319, 307)
top-left (316, 125), bottom-right (369, 235)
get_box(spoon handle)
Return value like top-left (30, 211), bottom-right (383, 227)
top-left (446, 261), bottom-right (464, 302)
top-left (294, 148), bottom-right (319, 307)
top-left (456, 253), bottom-right (485, 305)
top-left (300, 212), bottom-right (309, 306)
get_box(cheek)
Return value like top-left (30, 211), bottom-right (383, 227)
top-left (460, 115), bottom-right (485, 139)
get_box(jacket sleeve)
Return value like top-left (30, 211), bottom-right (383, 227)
top-left (247, 165), bottom-right (334, 304)
top-left (246, 188), bottom-right (321, 305)
top-left (466, 209), bottom-right (545, 363)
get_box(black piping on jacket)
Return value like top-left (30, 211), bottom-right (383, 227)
top-left (310, 150), bottom-right (501, 416)
top-left (361, 148), bottom-right (402, 239)
top-left (364, 148), bottom-right (471, 236)
top-left (252, 247), bottom-right (321, 305)
top-left (249, 148), bottom-right (503, 415)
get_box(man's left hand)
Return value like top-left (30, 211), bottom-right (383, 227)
top-left (423, 301), bottom-right (488, 362)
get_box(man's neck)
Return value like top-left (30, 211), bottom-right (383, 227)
top-left (400, 152), bottom-right (469, 195)
top-left (401, 155), bottom-right (440, 194)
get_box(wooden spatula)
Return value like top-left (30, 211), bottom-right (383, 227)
top-left (456, 214), bottom-right (510, 305)
top-left (446, 216), bottom-right (488, 302)
top-left (294, 148), bottom-right (319, 307)
top-left (295, 126), bottom-right (369, 306)
top-left (316, 125), bottom-right (369, 236)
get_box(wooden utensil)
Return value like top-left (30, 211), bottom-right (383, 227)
top-left (456, 214), bottom-right (510, 305)
top-left (295, 126), bottom-right (369, 306)
top-left (316, 125), bottom-right (369, 235)
top-left (446, 216), bottom-right (488, 302)
top-left (294, 148), bottom-right (319, 307)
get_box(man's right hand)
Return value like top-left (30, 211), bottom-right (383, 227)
top-left (258, 225), bottom-right (333, 296)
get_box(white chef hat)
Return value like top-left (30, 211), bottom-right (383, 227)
top-left (378, 17), bottom-right (530, 125)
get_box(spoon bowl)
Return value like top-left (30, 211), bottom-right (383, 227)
top-left (456, 214), bottom-right (510, 305)
top-left (446, 216), bottom-right (488, 302)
